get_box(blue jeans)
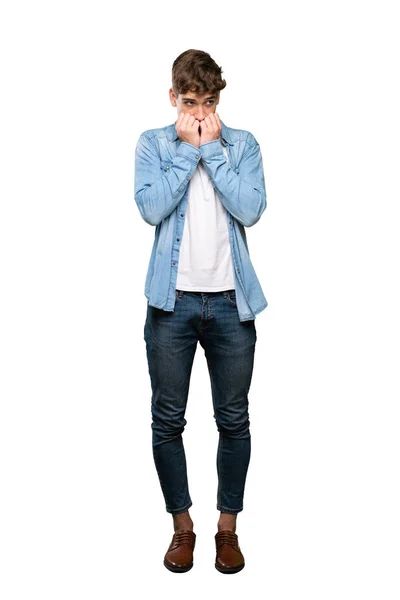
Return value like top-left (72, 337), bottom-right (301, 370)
top-left (143, 288), bottom-right (257, 515)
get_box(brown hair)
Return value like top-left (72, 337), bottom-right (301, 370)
top-left (172, 49), bottom-right (227, 96)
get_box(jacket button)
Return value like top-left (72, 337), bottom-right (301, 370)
top-left (186, 176), bottom-right (190, 180)
top-left (195, 155), bottom-right (199, 159)
top-left (180, 213), bottom-right (184, 217)
top-left (172, 261), bottom-right (176, 265)
top-left (176, 238), bottom-right (180, 242)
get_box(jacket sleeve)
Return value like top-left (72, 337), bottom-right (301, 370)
top-left (199, 133), bottom-right (267, 227)
top-left (134, 132), bottom-right (201, 226)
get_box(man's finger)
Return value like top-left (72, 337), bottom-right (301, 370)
top-left (208, 113), bottom-right (220, 131)
top-left (214, 113), bottom-right (222, 134)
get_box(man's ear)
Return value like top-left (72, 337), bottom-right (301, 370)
top-left (169, 88), bottom-right (177, 106)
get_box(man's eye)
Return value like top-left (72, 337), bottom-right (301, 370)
top-left (184, 100), bottom-right (214, 105)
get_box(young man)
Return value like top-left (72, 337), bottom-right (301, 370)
top-left (134, 49), bottom-right (268, 573)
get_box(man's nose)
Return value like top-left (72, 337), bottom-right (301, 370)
top-left (196, 108), bottom-right (205, 120)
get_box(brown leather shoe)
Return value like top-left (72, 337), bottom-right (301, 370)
top-left (215, 530), bottom-right (245, 573)
top-left (163, 530), bottom-right (196, 573)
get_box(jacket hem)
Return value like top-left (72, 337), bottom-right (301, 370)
top-left (238, 300), bottom-right (268, 321)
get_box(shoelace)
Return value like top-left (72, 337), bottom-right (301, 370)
top-left (172, 531), bottom-right (195, 548)
top-left (216, 531), bottom-right (238, 549)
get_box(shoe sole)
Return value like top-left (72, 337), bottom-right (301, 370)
top-left (163, 560), bottom-right (193, 573)
top-left (215, 562), bottom-right (245, 574)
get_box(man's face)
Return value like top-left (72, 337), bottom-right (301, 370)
top-left (169, 89), bottom-right (220, 123)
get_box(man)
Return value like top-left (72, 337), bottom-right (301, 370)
top-left (134, 49), bottom-right (268, 573)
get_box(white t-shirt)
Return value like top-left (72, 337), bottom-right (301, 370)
top-left (176, 144), bottom-right (235, 291)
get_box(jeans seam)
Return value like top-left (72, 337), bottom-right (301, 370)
top-left (217, 432), bottom-right (224, 509)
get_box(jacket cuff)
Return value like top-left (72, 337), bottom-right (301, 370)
top-left (176, 142), bottom-right (202, 164)
top-left (199, 139), bottom-right (225, 159)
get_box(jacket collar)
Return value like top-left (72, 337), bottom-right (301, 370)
top-left (167, 119), bottom-right (234, 146)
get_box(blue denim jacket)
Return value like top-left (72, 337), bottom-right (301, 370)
top-left (134, 119), bottom-right (268, 321)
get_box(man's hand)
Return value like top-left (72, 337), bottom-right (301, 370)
top-left (199, 112), bottom-right (222, 145)
top-left (175, 113), bottom-right (201, 148)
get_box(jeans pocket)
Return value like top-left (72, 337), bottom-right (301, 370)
top-left (224, 289), bottom-right (237, 307)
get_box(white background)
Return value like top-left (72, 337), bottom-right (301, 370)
top-left (1, 0), bottom-right (399, 598)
